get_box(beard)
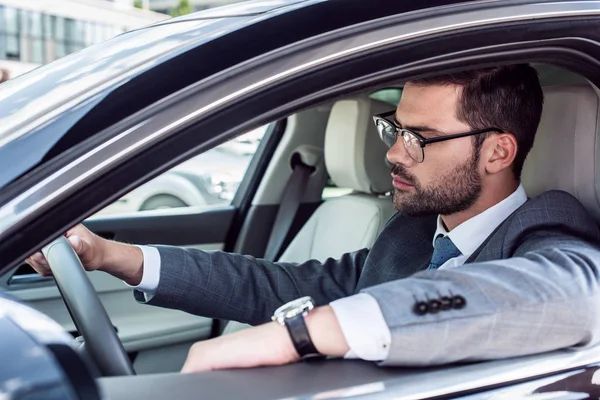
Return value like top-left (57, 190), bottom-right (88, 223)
top-left (392, 152), bottom-right (482, 217)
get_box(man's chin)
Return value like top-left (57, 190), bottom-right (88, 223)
top-left (393, 191), bottom-right (416, 213)
top-left (393, 189), bottom-right (415, 200)
top-left (393, 191), bottom-right (437, 217)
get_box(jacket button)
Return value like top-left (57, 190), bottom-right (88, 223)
top-left (440, 296), bottom-right (452, 311)
top-left (413, 301), bottom-right (428, 315)
top-left (452, 295), bottom-right (466, 309)
top-left (428, 299), bottom-right (442, 314)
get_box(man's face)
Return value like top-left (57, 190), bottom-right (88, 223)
top-left (387, 83), bottom-right (483, 216)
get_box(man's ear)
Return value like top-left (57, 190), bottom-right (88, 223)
top-left (484, 133), bottom-right (517, 174)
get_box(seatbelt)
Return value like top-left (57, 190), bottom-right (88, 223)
top-left (264, 160), bottom-right (313, 261)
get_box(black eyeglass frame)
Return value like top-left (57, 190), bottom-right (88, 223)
top-left (373, 110), bottom-right (504, 162)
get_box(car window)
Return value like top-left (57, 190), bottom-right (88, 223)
top-left (370, 87), bottom-right (402, 106)
top-left (322, 88), bottom-right (401, 200)
top-left (0, 19), bottom-right (236, 191)
top-left (92, 125), bottom-right (269, 216)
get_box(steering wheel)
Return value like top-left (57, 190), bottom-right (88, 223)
top-left (42, 236), bottom-right (134, 377)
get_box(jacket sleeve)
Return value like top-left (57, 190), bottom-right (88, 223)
top-left (135, 246), bottom-right (369, 325)
top-left (362, 232), bottom-right (600, 366)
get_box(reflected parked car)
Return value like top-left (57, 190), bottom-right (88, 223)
top-left (98, 126), bottom-right (266, 214)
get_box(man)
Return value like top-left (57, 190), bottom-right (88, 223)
top-left (27, 64), bottom-right (600, 373)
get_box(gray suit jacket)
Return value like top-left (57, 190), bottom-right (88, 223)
top-left (136, 190), bottom-right (600, 365)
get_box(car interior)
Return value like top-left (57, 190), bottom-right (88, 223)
top-left (2, 61), bottom-right (599, 383)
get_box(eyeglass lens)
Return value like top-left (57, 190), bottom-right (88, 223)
top-left (376, 118), bottom-right (423, 162)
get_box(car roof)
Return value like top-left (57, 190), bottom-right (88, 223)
top-left (0, 0), bottom-right (486, 190)
top-left (0, 0), bottom-right (484, 137)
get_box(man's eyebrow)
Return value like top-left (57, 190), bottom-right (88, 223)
top-left (393, 114), bottom-right (446, 136)
top-left (405, 125), bottom-right (446, 136)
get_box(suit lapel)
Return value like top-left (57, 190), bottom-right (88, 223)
top-left (355, 198), bottom-right (531, 292)
top-left (355, 214), bottom-right (436, 291)
top-left (465, 201), bottom-right (528, 264)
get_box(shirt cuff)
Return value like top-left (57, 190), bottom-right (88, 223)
top-left (126, 245), bottom-right (161, 297)
top-left (329, 293), bottom-right (391, 361)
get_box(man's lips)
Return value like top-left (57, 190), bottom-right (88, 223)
top-left (392, 173), bottom-right (414, 190)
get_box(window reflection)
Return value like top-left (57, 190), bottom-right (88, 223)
top-left (1, 6), bottom-right (20, 60)
top-left (0, 5), bottom-right (125, 64)
top-left (20, 10), bottom-right (46, 63)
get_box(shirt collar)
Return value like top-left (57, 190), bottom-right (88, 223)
top-left (433, 184), bottom-right (528, 256)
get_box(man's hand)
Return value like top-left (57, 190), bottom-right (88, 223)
top-left (25, 223), bottom-right (145, 286)
top-left (181, 306), bottom-right (350, 373)
top-left (26, 224), bottom-right (106, 276)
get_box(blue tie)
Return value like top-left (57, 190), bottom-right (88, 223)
top-left (427, 235), bottom-right (461, 270)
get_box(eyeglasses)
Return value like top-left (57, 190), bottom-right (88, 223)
top-left (372, 110), bottom-right (503, 163)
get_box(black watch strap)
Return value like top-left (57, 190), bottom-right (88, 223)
top-left (284, 314), bottom-right (323, 360)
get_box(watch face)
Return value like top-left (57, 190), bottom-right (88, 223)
top-left (273, 296), bottom-right (314, 321)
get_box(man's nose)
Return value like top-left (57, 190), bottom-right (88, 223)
top-left (386, 137), bottom-right (414, 167)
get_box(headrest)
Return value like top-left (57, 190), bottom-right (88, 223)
top-left (324, 96), bottom-right (393, 194)
top-left (521, 84), bottom-right (600, 220)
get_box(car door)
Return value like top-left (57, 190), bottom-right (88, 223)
top-left (0, 122), bottom-right (282, 374)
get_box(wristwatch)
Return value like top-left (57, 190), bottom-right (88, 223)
top-left (272, 296), bottom-right (323, 360)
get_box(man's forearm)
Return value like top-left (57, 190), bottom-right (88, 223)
top-left (181, 305), bottom-right (350, 372)
top-left (98, 240), bottom-right (144, 286)
top-left (140, 246), bottom-right (367, 325)
top-left (306, 306), bottom-right (349, 357)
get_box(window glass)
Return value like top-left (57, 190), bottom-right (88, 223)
top-left (66, 41), bottom-right (82, 54)
top-left (20, 10), bottom-right (42, 37)
top-left (322, 88), bottom-right (402, 200)
top-left (30, 12), bottom-right (42, 37)
top-left (30, 38), bottom-right (44, 63)
top-left (92, 125), bottom-right (270, 216)
top-left (2, 11), bottom-right (120, 63)
top-left (54, 16), bottom-right (66, 40)
top-left (43, 14), bottom-right (52, 39)
top-left (20, 10), bottom-right (30, 36)
top-left (5, 7), bottom-right (19, 35)
top-left (25, 12), bottom-right (45, 63)
top-left (5, 35), bottom-right (19, 60)
top-left (65, 19), bottom-right (77, 42)
top-left (55, 40), bottom-right (67, 59)
top-left (369, 88), bottom-right (402, 106)
top-left (2, 7), bottom-right (20, 61)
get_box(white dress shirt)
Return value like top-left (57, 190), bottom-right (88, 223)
top-left (131, 184), bottom-right (528, 361)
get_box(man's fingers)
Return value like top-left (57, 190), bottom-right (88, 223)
top-left (37, 268), bottom-right (53, 277)
top-left (67, 235), bottom-right (84, 254)
top-left (25, 252), bottom-right (52, 276)
top-left (180, 361), bottom-right (199, 373)
top-left (181, 343), bottom-right (210, 373)
top-left (26, 252), bottom-right (48, 268)
top-left (31, 252), bottom-right (48, 266)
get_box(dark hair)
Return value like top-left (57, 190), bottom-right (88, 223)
top-left (411, 64), bottom-right (544, 179)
